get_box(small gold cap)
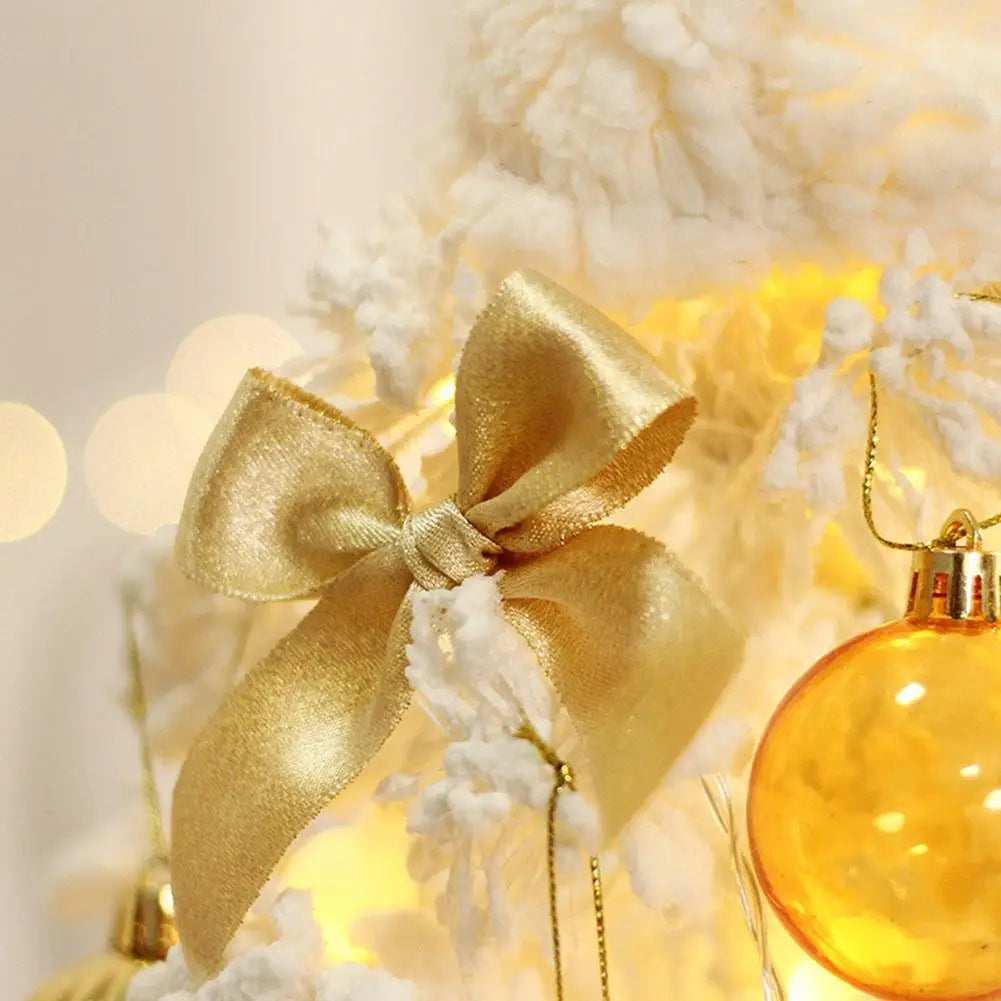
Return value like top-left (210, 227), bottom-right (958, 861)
top-left (112, 858), bottom-right (178, 962)
top-left (907, 509), bottom-right (1001, 622)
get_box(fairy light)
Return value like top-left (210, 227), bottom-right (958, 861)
top-left (631, 263), bottom-right (882, 378)
top-left (280, 816), bottom-right (419, 964)
top-left (427, 373), bottom-right (456, 409)
top-left (788, 960), bottom-right (862, 1001)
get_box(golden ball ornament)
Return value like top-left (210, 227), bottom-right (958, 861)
top-left (25, 953), bottom-right (142, 1001)
top-left (749, 518), bottom-right (1001, 1001)
top-left (26, 860), bottom-right (177, 1001)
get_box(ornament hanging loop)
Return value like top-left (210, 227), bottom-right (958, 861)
top-left (935, 509), bottom-right (983, 551)
top-left (863, 373), bottom-right (1001, 552)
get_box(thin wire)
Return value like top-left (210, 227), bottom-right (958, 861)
top-left (516, 721), bottom-right (611, 1001)
top-left (701, 774), bottom-right (786, 1001)
top-left (862, 373), bottom-right (927, 551)
top-left (863, 372), bottom-right (1001, 549)
top-left (546, 770), bottom-right (568, 1001)
top-left (122, 586), bottom-right (168, 861)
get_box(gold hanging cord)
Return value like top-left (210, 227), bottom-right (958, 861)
top-left (863, 372), bottom-right (1001, 551)
top-left (122, 585), bottom-right (169, 861)
top-left (120, 581), bottom-right (253, 861)
top-left (515, 720), bottom-right (610, 1001)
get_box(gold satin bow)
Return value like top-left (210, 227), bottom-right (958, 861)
top-left (171, 271), bottom-right (743, 975)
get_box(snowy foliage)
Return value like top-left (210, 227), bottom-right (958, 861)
top-left (313, 0), bottom-right (1001, 405)
top-left (377, 574), bottom-right (599, 971)
top-left (311, 199), bottom-right (481, 406)
top-left (374, 575), bottom-right (754, 967)
top-left (128, 891), bottom-right (417, 1001)
top-left (765, 252), bottom-right (1001, 518)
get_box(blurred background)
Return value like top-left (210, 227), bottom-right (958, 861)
top-left (0, 3), bottom-right (451, 992)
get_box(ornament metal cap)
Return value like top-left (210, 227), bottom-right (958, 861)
top-left (907, 509), bottom-right (1001, 622)
top-left (24, 862), bottom-right (178, 1001)
top-left (112, 858), bottom-right (178, 962)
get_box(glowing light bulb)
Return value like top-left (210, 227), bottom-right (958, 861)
top-left (427, 375), bottom-right (456, 409)
top-left (280, 812), bottom-right (419, 964)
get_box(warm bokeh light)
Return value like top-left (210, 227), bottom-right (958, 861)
top-left (427, 374), bottom-right (456, 410)
top-left (632, 263), bottom-right (883, 379)
top-left (166, 314), bottom-right (303, 421)
top-left (0, 402), bottom-right (67, 542)
top-left (84, 393), bottom-right (212, 535)
top-left (813, 523), bottom-right (876, 605)
top-left (280, 813), bottom-right (420, 964)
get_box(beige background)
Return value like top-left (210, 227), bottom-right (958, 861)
top-left (0, 3), bottom-right (451, 992)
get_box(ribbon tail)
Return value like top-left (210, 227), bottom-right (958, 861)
top-left (170, 546), bottom-right (415, 977)
top-left (500, 525), bottom-right (744, 838)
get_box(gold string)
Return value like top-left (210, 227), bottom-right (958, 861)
top-left (701, 774), bottom-right (785, 1001)
top-left (515, 721), bottom-right (611, 1001)
top-left (121, 586), bottom-right (255, 862)
top-left (863, 372), bottom-right (1001, 549)
top-left (122, 586), bottom-right (168, 862)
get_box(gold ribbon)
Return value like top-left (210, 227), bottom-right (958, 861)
top-left (171, 270), bottom-right (743, 975)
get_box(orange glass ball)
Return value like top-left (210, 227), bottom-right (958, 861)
top-left (748, 614), bottom-right (1001, 1001)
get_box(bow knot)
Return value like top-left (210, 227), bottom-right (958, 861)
top-left (399, 498), bottom-right (502, 590)
top-left (170, 270), bottom-right (743, 977)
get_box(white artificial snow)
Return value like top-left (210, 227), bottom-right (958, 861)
top-left (317, 965), bottom-right (417, 1001)
top-left (619, 716), bottom-right (750, 926)
top-left (400, 574), bottom-right (600, 970)
top-left (622, 804), bottom-right (716, 924)
top-left (313, 0), bottom-right (1001, 405)
top-left (127, 891), bottom-right (418, 1001)
top-left (311, 198), bottom-right (478, 406)
top-left (765, 254), bottom-right (1001, 518)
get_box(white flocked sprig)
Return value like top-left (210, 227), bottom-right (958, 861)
top-left (377, 574), bottom-right (600, 972)
top-left (765, 242), bottom-right (1001, 522)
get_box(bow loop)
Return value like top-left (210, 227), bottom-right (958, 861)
top-left (399, 498), bottom-right (502, 590)
top-left (456, 272), bottom-right (697, 553)
top-left (177, 369), bottom-right (410, 601)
